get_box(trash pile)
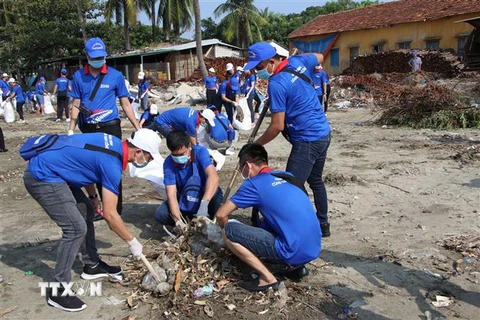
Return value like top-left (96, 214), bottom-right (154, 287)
top-left (343, 50), bottom-right (463, 77)
top-left (451, 145), bottom-right (480, 164)
top-left (438, 234), bottom-right (480, 276)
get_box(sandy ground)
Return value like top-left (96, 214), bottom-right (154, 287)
top-left (0, 107), bottom-right (479, 320)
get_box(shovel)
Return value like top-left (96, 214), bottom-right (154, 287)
top-left (140, 254), bottom-right (163, 283)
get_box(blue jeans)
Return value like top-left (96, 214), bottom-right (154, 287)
top-left (155, 187), bottom-right (224, 225)
top-left (36, 94), bottom-right (45, 105)
top-left (224, 222), bottom-right (285, 264)
top-left (286, 134), bottom-right (331, 224)
top-left (152, 122), bottom-right (173, 138)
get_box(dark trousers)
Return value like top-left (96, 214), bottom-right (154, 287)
top-left (80, 121), bottom-right (123, 214)
top-left (206, 89), bottom-right (216, 106)
top-left (56, 96), bottom-right (69, 119)
top-left (246, 94), bottom-right (255, 122)
top-left (253, 92), bottom-right (262, 113)
top-left (0, 127), bottom-right (5, 150)
top-left (16, 101), bottom-right (25, 120)
top-left (286, 134), bottom-right (331, 224)
top-left (325, 84), bottom-right (331, 113)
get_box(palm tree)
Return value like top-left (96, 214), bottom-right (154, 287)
top-left (158, 0), bottom-right (193, 42)
top-left (214, 0), bottom-right (267, 48)
top-left (70, 0), bottom-right (88, 41)
top-left (104, 0), bottom-right (137, 50)
top-left (193, 0), bottom-right (207, 78)
top-left (137, 0), bottom-right (159, 43)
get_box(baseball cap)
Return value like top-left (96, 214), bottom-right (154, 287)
top-left (150, 104), bottom-right (158, 115)
top-left (40, 77), bottom-right (46, 81)
top-left (200, 109), bottom-right (216, 127)
top-left (128, 129), bottom-right (162, 162)
top-left (243, 42), bottom-right (277, 71)
top-left (61, 68), bottom-right (67, 74)
top-left (236, 66), bottom-right (243, 72)
top-left (138, 71), bottom-right (145, 80)
top-left (226, 63), bottom-right (234, 71)
top-left (8, 78), bottom-right (16, 83)
top-left (85, 37), bottom-right (108, 58)
top-left (413, 50), bottom-right (419, 55)
top-left (208, 67), bottom-right (215, 73)
top-left (2, 73), bottom-right (8, 78)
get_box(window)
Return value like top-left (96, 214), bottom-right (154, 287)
top-left (349, 47), bottom-right (359, 62)
top-left (330, 48), bottom-right (339, 67)
top-left (397, 42), bottom-right (411, 49)
top-left (425, 39), bottom-right (440, 50)
top-left (457, 37), bottom-right (468, 57)
top-left (373, 43), bottom-right (384, 53)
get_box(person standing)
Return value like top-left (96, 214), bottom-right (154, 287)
top-left (244, 69), bottom-right (257, 123)
top-left (313, 64), bottom-right (329, 112)
top-left (6, 78), bottom-right (26, 123)
top-left (137, 71), bottom-right (150, 110)
top-left (35, 76), bottom-right (48, 115)
top-left (243, 42), bottom-right (332, 237)
top-left (53, 69), bottom-right (71, 122)
top-left (68, 37), bottom-right (140, 216)
top-left (22, 129), bottom-right (160, 311)
top-left (1, 73), bottom-right (10, 101)
top-left (408, 50), bottom-right (422, 73)
top-left (204, 68), bottom-right (218, 106)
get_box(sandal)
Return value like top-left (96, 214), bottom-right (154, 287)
top-left (239, 278), bottom-right (279, 292)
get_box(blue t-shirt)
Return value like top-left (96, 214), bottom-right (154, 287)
top-left (209, 113), bottom-right (230, 142)
top-left (268, 54), bottom-right (330, 142)
top-left (155, 107), bottom-right (199, 138)
top-left (163, 145), bottom-right (213, 193)
top-left (0, 80), bottom-right (9, 97)
top-left (229, 75), bottom-right (239, 94)
top-left (26, 91), bottom-right (35, 101)
top-left (204, 76), bottom-right (217, 90)
top-left (67, 80), bottom-right (73, 97)
top-left (35, 82), bottom-right (45, 95)
top-left (28, 133), bottom-right (124, 195)
top-left (71, 65), bottom-right (129, 124)
top-left (230, 170), bottom-right (321, 265)
top-left (217, 80), bottom-right (228, 96)
top-left (138, 80), bottom-right (150, 97)
top-left (244, 73), bottom-right (256, 96)
top-left (140, 109), bottom-right (156, 127)
top-left (55, 76), bottom-right (70, 92)
top-left (11, 85), bottom-right (25, 102)
top-left (312, 70), bottom-right (329, 96)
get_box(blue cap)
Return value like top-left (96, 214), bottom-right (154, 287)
top-left (243, 42), bottom-right (277, 71)
top-left (60, 68), bottom-right (67, 74)
top-left (413, 50), bottom-right (419, 55)
top-left (40, 77), bottom-right (46, 81)
top-left (85, 37), bottom-right (108, 58)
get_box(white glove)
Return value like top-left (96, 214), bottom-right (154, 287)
top-left (197, 200), bottom-right (210, 217)
top-left (232, 102), bottom-right (239, 108)
top-left (175, 220), bottom-right (188, 234)
top-left (128, 237), bottom-right (143, 260)
top-left (67, 130), bottom-right (74, 136)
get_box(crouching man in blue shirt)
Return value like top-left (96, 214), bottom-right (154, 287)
top-left (216, 143), bottom-right (321, 292)
top-left (155, 131), bottom-right (223, 231)
top-left (22, 129), bottom-right (161, 312)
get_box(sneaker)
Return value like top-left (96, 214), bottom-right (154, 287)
top-left (225, 147), bottom-right (235, 156)
top-left (81, 260), bottom-right (122, 280)
top-left (17, 119), bottom-right (25, 124)
top-left (66, 118), bottom-right (70, 122)
top-left (321, 222), bottom-right (331, 238)
top-left (55, 118), bottom-right (61, 122)
top-left (47, 288), bottom-right (87, 312)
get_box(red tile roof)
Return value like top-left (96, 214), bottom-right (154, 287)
top-left (288, 0), bottom-right (480, 39)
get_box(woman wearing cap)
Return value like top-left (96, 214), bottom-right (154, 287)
top-left (137, 72), bottom-right (150, 110)
top-left (6, 78), bottom-right (26, 123)
top-left (204, 68), bottom-right (218, 106)
top-left (53, 69), bottom-right (71, 122)
top-left (139, 104), bottom-right (158, 128)
top-left (35, 76), bottom-right (48, 115)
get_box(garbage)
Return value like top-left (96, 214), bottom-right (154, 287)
top-left (25, 270), bottom-right (34, 275)
top-left (226, 304), bottom-right (236, 310)
top-left (272, 282), bottom-right (288, 309)
top-left (141, 263), bottom-right (167, 291)
top-left (194, 282), bottom-right (214, 298)
top-left (431, 295), bottom-right (453, 307)
top-left (155, 282), bottom-right (172, 295)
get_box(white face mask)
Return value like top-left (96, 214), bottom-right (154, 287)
top-left (240, 163), bottom-right (250, 180)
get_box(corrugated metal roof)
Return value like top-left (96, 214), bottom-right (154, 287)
top-left (289, 0), bottom-right (480, 39)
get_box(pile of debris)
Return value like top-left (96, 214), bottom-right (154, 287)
top-left (179, 57), bottom-right (247, 83)
top-left (437, 234), bottom-right (480, 277)
top-left (343, 49), bottom-right (463, 77)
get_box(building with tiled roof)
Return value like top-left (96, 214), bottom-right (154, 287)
top-left (288, 0), bottom-right (480, 74)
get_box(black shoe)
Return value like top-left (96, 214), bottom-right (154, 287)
top-left (0, 148), bottom-right (8, 152)
top-left (47, 288), bottom-right (87, 312)
top-left (81, 260), bottom-right (122, 280)
top-left (239, 278), bottom-right (279, 292)
top-left (279, 265), bottom-right (309, 281)
top-left (321, 222), bottom-right (331, 238)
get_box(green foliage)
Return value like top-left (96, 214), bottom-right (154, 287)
top-left (158, 0), bottom-right (194, 39)
top-left (419, 109), bottom-right (480, 130)
top-left (201, 17), bottom-right (221, 40)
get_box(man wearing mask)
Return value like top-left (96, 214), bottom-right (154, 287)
top-left (69, 37), bottom-right (140, 217)
top-left (204, 68), bottom-right (218, 106)
top-left (154, 131), bottom-right (223, 231)
top-left (137, 71), bottom-right (150, 110)
top-left (22, 128), bottom-right (160, 311)
top-left (243, 42), bottom-right (332, 238)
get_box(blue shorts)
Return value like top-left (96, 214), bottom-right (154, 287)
top-left (36, 94), bottom-right (45, 104)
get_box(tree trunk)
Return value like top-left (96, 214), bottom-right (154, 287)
top-left (193, 0), bottom-right (207, 78)
top-left (75, 0), bottom-right (87, 41)
top-left (123, 0), bottom-right (131, 50)
top-left (151, 0), bottom-right (156, 42)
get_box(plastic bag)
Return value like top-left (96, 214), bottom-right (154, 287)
top-left (128, 156), bottom-right (166, 200)
top-left (44, 95), bottom-right (55, 114)
top-left (3, 101), bottom-right (15, 123)
top-left (232, 97), bottom-right (252, 131)
top-left (131, 101), bottom-right (141, 120)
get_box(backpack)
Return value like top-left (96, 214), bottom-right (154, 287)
top-left (19, 134), bottom-right (122, 162)
top-left (178, 149), bottom-right (205, 214)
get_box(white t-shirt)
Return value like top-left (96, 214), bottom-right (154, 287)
top-left (409, 56), bottom-right (422, 72)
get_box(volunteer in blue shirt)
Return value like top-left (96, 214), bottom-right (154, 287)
top-left (216, 143), bottom-right (321, 292)
top-left (137, 71), bottom-right (150, 110)
top-left (35, 76), bottom-right (48, 115)
top-left (53, 69), bottom-right (71, 122)
top-left (69, 37), bottom-right (140, 216)
top-left (22, 129), bottom-right (160, 312)
top-left (153, 106), bottom-right (213, 145)
top-left (1, 73), bottom-right (10, 101)
top-left (312, 64), bottom-right (330, 112)
top-left (204, 67), bottom-right (218, 106)
top-left (244, 69), bottom-right (257, 123)
top-left (139, 103), bottom-right (158, 128)
top-left (244, 42), bottom-right (332, 237)
top-left (26, 90), bottom-right (36, 112)
top-left (6, 78), bottom-right (26, 123)
top-left (155, 131), bottom-right (223, 231)
top-left (201, 106), bottom-right (237, 153)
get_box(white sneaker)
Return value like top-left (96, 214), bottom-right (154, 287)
top-left (225, 148), bottom-right (235, 156)
top-left (66, 118), bottom-right (70, 122)
top-left (55, 119), bottom-right (61, 122)
top-left (17, 119), bottom-right (25, 124)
